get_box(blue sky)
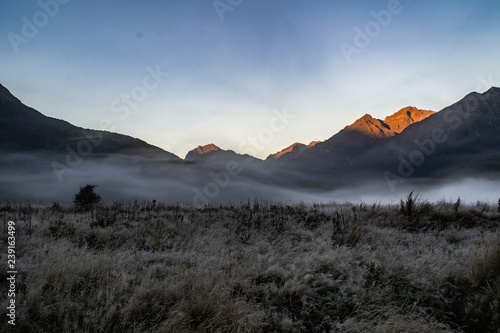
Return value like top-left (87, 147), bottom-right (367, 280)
top-left (1, 0), bottom-right (499, 159)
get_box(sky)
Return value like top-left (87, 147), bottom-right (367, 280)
top-left (1, 0), bottom-right (499, 159)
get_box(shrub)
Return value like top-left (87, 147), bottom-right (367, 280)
top-left (74, 184), bottom-right (101, 210)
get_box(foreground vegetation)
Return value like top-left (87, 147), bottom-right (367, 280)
top-left (1, 197), bottom-right (500, 332)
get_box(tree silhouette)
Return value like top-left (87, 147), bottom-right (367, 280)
top-left (74, 184), bottom-right (101, 209)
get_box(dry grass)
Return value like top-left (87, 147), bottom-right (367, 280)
top-left (1, 200), bottom-right (499, 332)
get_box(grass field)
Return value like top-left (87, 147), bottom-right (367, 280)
top-left (1, 196), bottom-right (500, 332)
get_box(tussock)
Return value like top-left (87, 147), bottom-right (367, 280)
top-left (1, 200), bottom-right (499, 332)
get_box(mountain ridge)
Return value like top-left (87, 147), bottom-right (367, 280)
top-left (186, 144), bottom-right (220, 158)
top-left (266, 141), bottom-right (323, 161)
top-left (0, 84), bottom-right (181, 161)
top-left (262, 107), bottom-right (434, 164)
top-left (277, 106), bottom-right (436, 174)
top-left (277, 87), bottom-right (500, 190)
top-left (1, 83), bottom-right (499, 202)
top-left (185, 142), bottom-right (262, 171)
top-left (344, 107), bottom-right (436, 139)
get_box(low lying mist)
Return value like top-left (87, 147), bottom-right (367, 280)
top-left (317, 178), bottom-right (500, 206)
top-left (1, 153), bottom-right (498, 206)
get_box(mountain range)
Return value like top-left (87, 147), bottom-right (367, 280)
top-left (183, 106), bottom-right (436, 167)
top-left (1, 83), bottom-right (499, 203)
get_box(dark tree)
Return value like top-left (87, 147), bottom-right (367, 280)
top-left (74, 184), bottom-right (101, 209)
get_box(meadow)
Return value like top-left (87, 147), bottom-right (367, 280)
top-left (1, 195), bottom-right (499, 332)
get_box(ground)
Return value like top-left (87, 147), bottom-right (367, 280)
top-left (1, 199), bottom-right (499, 332)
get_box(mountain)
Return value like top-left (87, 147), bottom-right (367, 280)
top-left (0, 84), bottom-right (180, 161)
top-left (186, 144), bottom-right (220, 158)
top-left (1, 82), bottom-right (499, 203)
top-left (286, 107), bottom-right (435, 174)
top-left (266, 141), bottom-right (323, 162)
top-left (185, 143), bottom-right (261, 170)
top-left (344, 114), bottom-right (395, 139)
top-left (377, 87), bottom-right (500, 180)
top-left (265, 108), bottom-right (433, 166)
top-left (279, 88), bottom-right (500, 189)
top-left (383, 107), bottom-right (435, 134)
top-left (342, 107), bottom-right (435, 139)
top-left (0, 84), bottom-right (206, 203)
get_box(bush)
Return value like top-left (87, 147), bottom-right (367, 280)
top-left (74, 184), bottom-right (101, 210)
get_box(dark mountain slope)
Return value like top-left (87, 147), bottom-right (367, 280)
top-left (287, 107), bottom-right (435, 174)
top-left (377, 87), bottom-right (500, 181)
top-left (271, 91), bottom-right (499, 189)
top-left (0, 84), bottom-right (180, 161)
top-left (0, 84), bottom-right (208, 203)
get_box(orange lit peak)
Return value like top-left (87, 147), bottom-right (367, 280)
top-left (346, 107), bottom-right (435, 138)
top-left (192, 143), bottom-right (220, 155)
